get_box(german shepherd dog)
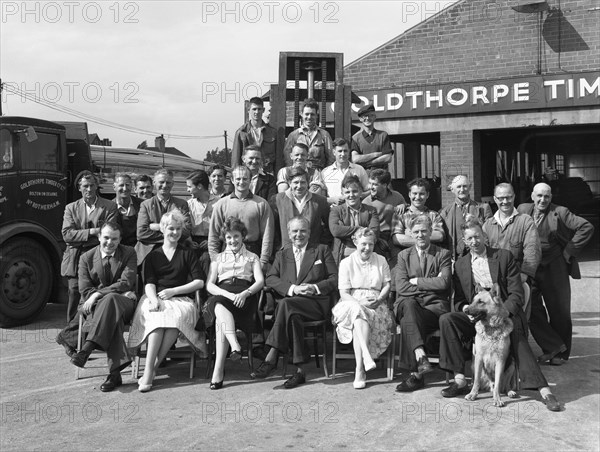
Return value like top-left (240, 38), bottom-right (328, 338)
top-left (464, 284), bottom-right (518, 407)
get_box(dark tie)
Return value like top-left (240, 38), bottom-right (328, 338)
top-left (419, 252), bottom-right (427, 277)
top-left (104, 256), bottom-right (112, 285)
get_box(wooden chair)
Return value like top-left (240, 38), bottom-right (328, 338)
top-left (204, 294), bottom-right (260, 378)
top-left (74, 315), bottom-right (133, 380)
top-left (281, 319), bottom-right (329, 378)
top-left (132, 290), bottom-right (203, 379)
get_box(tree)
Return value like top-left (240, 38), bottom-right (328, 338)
top-left (137, 140), bottom-right (148, 149)
top-left (205, 147), bottom-right (232, 166)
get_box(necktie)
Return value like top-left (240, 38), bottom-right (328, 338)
top-left (534, 211), bottom-right (544, 226)
top-left (294, 247), bottom-right (302, 277)
top-left (419, 252), bottom-right (427, 277)
top-left (104, 256), bottom-right (112, 286)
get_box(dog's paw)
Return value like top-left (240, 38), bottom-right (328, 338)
top-left (493, 398), bottom-right (505, 407)
top-left (465, 392), bottom-right (478, 401)
top-left (507, 390), bottom-right (519, 399)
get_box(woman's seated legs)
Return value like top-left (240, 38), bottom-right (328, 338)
top-left (139, 327), bottom-right (179, 386)
top-left (212, 303), bottom-right (242, 382)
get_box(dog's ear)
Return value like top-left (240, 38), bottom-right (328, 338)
top-left (491, 283), bottom-right (501, 299)
top-left (474, 283), bottom-right (483, 294)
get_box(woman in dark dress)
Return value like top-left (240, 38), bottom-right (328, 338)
top-left (204, 217), bottom-right (264, 389)
top-left (128, 210), bottom-right (206, 392)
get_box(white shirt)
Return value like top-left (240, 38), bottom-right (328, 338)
top-left (494, 208), bottom-right (519, 229)
top-left (321, 162), bottom-right (369, 199)
top-left (470, 251), bottom-right (494, 288)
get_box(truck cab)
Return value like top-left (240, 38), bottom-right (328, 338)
top-left (0, 117), bottom-right (71, 326)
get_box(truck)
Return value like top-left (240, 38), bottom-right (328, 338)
top-left (0, 116), bottom-right (224, 326)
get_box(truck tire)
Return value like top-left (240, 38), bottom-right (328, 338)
top-left (0, 238), bottom-right (53, 327)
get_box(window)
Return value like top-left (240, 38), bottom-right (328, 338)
top-left (0, 129), bottom-right (14, 170)
top-left (19, 132), bottom-right (60, 171)
top-left (421, 144), bottom-right (441, 179)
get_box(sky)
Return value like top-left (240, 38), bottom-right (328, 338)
top-left (1, 0), bottom-right (457, 161)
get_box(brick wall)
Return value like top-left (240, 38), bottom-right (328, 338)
top-left (440, 130), bottom-right (475, 205)
top-left (345, 0), bottom-right (600, 90)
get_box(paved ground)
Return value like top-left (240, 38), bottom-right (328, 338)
top-left (1, 258), bottom-right (599, 451)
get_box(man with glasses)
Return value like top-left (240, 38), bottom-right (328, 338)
top-left (351, 104), bottom-right (394, 171)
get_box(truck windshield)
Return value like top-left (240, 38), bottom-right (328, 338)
top-left (19, 132), bottom-right (60, 171)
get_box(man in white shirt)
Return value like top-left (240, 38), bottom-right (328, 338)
top-left (321, 138), bottom-right (369, 205)
top-left (113, 173), bottom-right (141, 246)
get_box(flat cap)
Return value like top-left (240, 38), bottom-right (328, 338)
top-left (357, 104), bottom-right (375, 117)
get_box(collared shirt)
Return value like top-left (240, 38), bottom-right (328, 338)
top-left (347, 204), bottom-right (361, 226)
top-left (188, 194), bottom-right (219, 237)
top-left (287, 243), bottom-right (321, 296)
top-left (363, 189), bottom-right (406, 233)
top-left (85, 197), bottom-right (98, 216)
top-left (287, 189), bottom-right (311, 214)
top-left (250, 123), bottom-right (265, 146)
top-left (392, 204), bottom-right (445, 239)
top-left (249, 169), bottom-right (266, 194)
top-left (116, 199), bottom-right (133, 216)
top-left (215, 244), bottom-right (258, 283)
top-left (284, 127), bottom-right (334, 170)
top-left (276, 166), bottom-right (325, 190)
top-left (321, 162), bottom-right (369, 199)
top-left (494, 208), bottom-right (519, 229)
top-left (471, 251), bottom-right (494, 288)
top-left (100, 250), bottom-right (115, 260)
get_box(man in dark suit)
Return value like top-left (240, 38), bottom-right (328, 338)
top-left (394, 214), bottom-right (451, 392)
top-left (113, 173), bottom-right (142, 246)
top-left (271, 167), bottom-right (331, 249)
top-left (518, 182), bottom-right (594, 364)
top-left (55, 222), bottom-right (137, 392)
top-left (251, 216), bottom-right (338, 388)
top-left (438, 218), bottom-right (561, 411)
top-left (135, 168), bottom-right (191, 266)
top-left (242, 145), bottom-right (277, 202)
top-left (61, 171), bottom-right (119, 322)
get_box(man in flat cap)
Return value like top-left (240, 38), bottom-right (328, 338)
top-left (351, 104), bottom-right (394, 171)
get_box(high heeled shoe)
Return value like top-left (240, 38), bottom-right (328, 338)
top-left (364, 357), bottom-right (376, 372)
top-left (209, 380), bottom-right (224, 390)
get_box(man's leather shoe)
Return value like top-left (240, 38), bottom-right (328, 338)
top-left (441, 382), bottom-right (470, 398)
top-left (549, 357), bottom-right (564, 366)
top-left (543, 394), bottom-right (561, 412)
top-left (284, 372), bottom-right (306, 389)
top-left (56, 334), bottom-right (76, 358)
top-left (417, 357), bottom-right (433, 375)
top-left (537, 345), bottom-right (567, 364)
top-left (250, 361), bottom-right (276, 379)
top-left (100, 373), bottom-right (122, 392)
top-left (395, 375), bottom-right (425, 392)
top-left (70, 349), bottom-right (92, 368)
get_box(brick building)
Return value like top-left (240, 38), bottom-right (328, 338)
top-left (344, 0), bottom-right (600, 212)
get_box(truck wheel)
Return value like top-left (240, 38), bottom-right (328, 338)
top-left (0, 238), bottom-right (53, 327)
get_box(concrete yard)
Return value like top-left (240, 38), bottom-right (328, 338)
top-left (1, 259), bottom-right (599, 451)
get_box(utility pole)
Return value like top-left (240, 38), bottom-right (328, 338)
top-left (223, 130), bottom-right (229, 166)
top-left (0, 79), bottom-right (3, 116)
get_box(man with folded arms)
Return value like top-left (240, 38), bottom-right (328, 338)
top-left (394, 214), bottom-right (451, 392)
top-left (251, 216), bottom-right (337, 388)
top-left (56, 222), bottom-right (137, 392)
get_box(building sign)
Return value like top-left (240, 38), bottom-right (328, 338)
top-left (351, 71), bottom-right (599, 119)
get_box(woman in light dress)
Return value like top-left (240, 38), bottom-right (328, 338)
top-left (128, 210), bottom-right (206, 392)
top-left (204, 217), bottom-right (264, 390)
top-left (332, 227), bottom-right (393, 389)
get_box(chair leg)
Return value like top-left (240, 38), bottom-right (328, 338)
top-left (331, 331), bottom-right (337, 379)
top-left (75, 315), bottom-right (83, 380)
top-left (313, 329), bottom-right (320, 368)
top-left (320, 324), bottom-right (328, 378)
top-left (206, 330), bottom-right (214, 380)
top-left (189, 350), bottom-right (196, 379)
top-left (246, 331), bottom-right (254, 372)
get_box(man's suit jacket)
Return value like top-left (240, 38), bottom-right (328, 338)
top-left (60, 197), bottom-right (119, 277)
top-left (117, 196), bottom-right (143, 246)
top-left (231, 122), bottom-right (281, 174)
top-left (453, 246), bottom-right (525, 327)
top-left (78, 244), bottom-right (137, 304)
top-left (395, 244), bottom-right (452, 317)
top-left (517, 202), bottom-right (594, 278)
top-left (329, 203), bottom-right (380, 263)
top-left (135, 195), bottom-right (191, 264)
top-left (440, 199), bottom-right (493, 259)
top-left (266, 244), bottom-right (338, 305)
top-left (271, 191), bottom-right (331, 249)
top-left (254, 172), bottom-right (277, 203)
